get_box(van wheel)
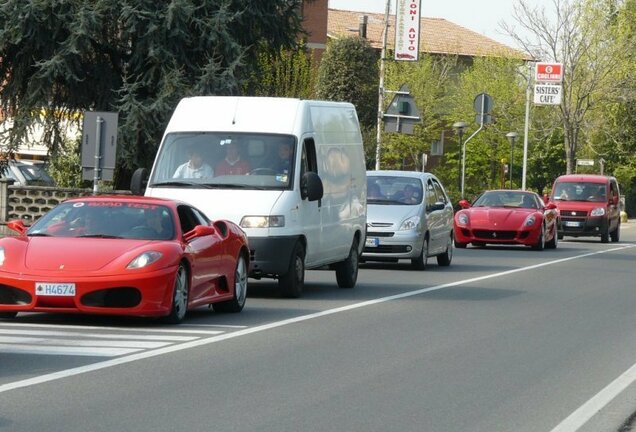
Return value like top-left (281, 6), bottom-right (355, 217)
top-left (437, 234), bottom-right (453, 266)
top-left (411, 236), bottom-right (429, 270)
top-left (336, 237), bottom-right (359, 288)
top-left (610, 224), bottom-right (620, 242)
top-left (600, 227), bottom-right (609, 243)
top-left (279, 242), bottom-right (305, 298)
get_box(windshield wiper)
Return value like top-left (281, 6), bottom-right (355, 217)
top-left (28, 232), bottom-right (51, 237)
top-left (76, 234), bottom-right (124, 239)
top-left (150, 181), bottom-right (200, 187)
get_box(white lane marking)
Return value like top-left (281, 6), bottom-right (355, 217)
top-left (180, 324), bottom-right (248, 329)
top-left (549, 362), bottom-right (636, 432)
top-left (0, 336), bottom-right (171, 349)
top-left (1, 243), bottom-right (635, 430)
top-left (0, 322), bottom-right (225, 335)
top-left (0, 344), bottom-right (141, 357)
top-left (0, 329), bottom-right (198, 341)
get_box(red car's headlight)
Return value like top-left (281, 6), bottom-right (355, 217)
top-left (127, 251), bottom-right (163, 269)
top-left (0, 247), bottom-right (5, 266)
top-left (457, 213), bottom-right (469, 226)
top-left (524, 215), bottom-right (537, 226)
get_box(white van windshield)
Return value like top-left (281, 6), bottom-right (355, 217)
top-left (149, 133), bottom-right (296, 190)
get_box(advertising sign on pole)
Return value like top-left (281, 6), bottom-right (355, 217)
top-left (394, 0), bottom-right (421, 61)
top-left (535, 62), bottom-right (563, 83)
top-left (534, 84), bottom-right (562, 105)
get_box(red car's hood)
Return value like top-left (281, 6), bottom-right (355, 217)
top-left (467, 207), bottom-right (533, 226)
top-left (24, 237), bottom-right (151, 271)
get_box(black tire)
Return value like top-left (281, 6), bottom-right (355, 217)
top-left (546, 226), bottom-right (558, 249)
top-left (600, 227), bottom-right (609, 243)
top-left (411, 236), bottom-right (429, 270)
top-left (532, 225), bottom-right (545, 251)
top-left (279, 242), bottom-right (305, 298)
top-left (454, 238), bottom-right (467, 249)
top-left (213, 253), bottom-right (248, 313)
top-left (610, 223), bottom-right (620, 242)
top-left (0, 312), bottom-right (18, 319)
top-left (336, 237), bottom-right (359, 288)
top-left (437, 234), bottom-right (453, 266)
top-left (163, 263), bottom-right (189, 324)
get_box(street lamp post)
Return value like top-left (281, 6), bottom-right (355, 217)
top-left (506, 132), bottom-right (518, 188)
top-left (453, 121), bottom-right (467, 196)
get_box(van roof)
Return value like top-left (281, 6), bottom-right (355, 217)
top-left (165, 96), bottom-right (358, 136)
top-left (555, 174), bottom-right (613, 184)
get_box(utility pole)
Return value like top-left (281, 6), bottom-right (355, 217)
top-left (374, 0), bottom-right (391, 171)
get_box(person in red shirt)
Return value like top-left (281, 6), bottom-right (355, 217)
top-left (215, 142), bottom-right (250, 176)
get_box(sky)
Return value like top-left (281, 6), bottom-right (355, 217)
top-left (327, 0), bottom-right (553, 49)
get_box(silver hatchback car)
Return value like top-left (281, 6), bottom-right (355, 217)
top-left (363, 171), bottom-right (454, 269)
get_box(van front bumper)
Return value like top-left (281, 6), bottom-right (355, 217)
top-left (247, 235), bottom-right (301, 279)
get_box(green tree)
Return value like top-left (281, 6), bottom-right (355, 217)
top-left (315, 36), bottom-right (379, 130)
top-left (249, 45), bottom-right (316, 99)
top-left (0, 0), bottom-right (305, 189)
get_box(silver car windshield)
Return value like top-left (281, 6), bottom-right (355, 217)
top-left (367, 176), bottom-right (423, 205)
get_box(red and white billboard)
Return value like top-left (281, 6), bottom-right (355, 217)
top-left (394, 0), bottom-right (421, 61)
top-left (535, 62), bottom-right (564, 83)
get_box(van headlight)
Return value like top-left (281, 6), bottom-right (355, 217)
top-left (399, 216), bottom-right (420, 231)
top-left (591, 207), bottom-right (606, 216)
top-left (240, 216), bottom-right (285, 228)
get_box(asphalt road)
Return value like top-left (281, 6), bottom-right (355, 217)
top-left (1, 224), bottom-right (636, 432)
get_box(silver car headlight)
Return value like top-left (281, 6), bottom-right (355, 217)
top-left (127, 251), bottom-right (162, 269)
top-left (524, 214), bottom-right (537, 226)
top-left (240, 216), bottom-right (285, 228)
top-left (591, 207), bottom-right (606, 217)
top-left (457, 213), bottom-right (469, 226)
top-left (399, 216), bottom-right (420, 231)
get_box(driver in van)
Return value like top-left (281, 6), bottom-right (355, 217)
top-left (215, 142), bottom-right (251, 176)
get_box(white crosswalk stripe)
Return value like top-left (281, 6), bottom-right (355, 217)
top-left (0, 322), bottom-right (232, 357)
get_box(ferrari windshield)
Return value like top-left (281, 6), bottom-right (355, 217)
top-left (27, 201), bottom-right (175, 240)
top-left (150, 132), bottom-right (296, 190)
top-left (473, 191), bottom-right (540, 209)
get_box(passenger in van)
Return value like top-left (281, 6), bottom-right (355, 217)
top-left (215, 142), bottom-right (251, 176)
top-left (395, 184), bottom-right (420, 204)
top-left (367, 183), bottom-right (384, 200)
top-left (273, 142), bottom-right (292, 173)
top-left (173, 147), bottom-right (214, 179)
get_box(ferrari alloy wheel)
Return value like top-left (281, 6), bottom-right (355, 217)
top-left (437, 234), bottom-right (453, 266)
top-left (0, 312), bottom-right (18, 320)
top-left (411, 236), bottom-right (429, 270)
top-left (336, 237), bottom-right (359, 289)
top-left (213, 253), bottom-right (248, 313)
top-left (279, 242), bottom-right (305, 298)
top-left (164, 263), bottom-right (189, 324)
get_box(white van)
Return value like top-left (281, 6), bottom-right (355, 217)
top-left (132, 96), bottom-right (367, 297)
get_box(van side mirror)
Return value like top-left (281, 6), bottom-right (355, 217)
top-left (301, 172), bottom-right (323, 201)
top-left (131, 168), bottom-right (149, 196)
